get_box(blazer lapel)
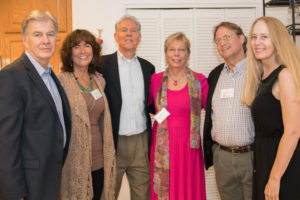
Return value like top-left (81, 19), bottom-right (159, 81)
top-left (22, 54), bottom-right (58, 113)
top-left (51, 72), bottom-right (71, 128)
top-left (138, 58), bottom-right (150, 103)
top-left (109, 52), bottom-right (122, 100)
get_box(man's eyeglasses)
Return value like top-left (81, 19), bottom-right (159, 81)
top-left (215, 34), bottom-right (232, 45)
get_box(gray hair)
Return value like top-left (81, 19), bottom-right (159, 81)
top-left (115, 14), bottom-right (141, 33)
top-left (22, 10), bottom-right (58, 35)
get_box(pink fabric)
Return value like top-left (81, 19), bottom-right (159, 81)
top-left (149, 72), bottom-right (208, 200)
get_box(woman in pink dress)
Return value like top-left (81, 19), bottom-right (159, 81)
top-left (149, 32), bottom-right (208, 200)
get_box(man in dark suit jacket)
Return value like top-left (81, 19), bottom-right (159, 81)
top-left (98, 15), bottom-right (155, 200)
top-left (0, 10), bottom-right (71, 200)
top-left (203, 22), bottom-right (254, 200)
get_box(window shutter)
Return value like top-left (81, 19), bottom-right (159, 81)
top-left (194, 9), bottom-right (224, 77)
top-left (225, 8), bottom-right (256, 36)
top-left (127, 10), bottom-right (161, 71)
top-left (161, 9), bottom-right (194, 70)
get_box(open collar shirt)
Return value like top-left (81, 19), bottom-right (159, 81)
top-left (117, 50), bottom-right (146, 136)
top-left (211, 58), bottom-right (254, 147)
top-left (25, 51), bottom-right (66, 147)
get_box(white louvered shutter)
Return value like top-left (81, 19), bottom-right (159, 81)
top-left (194, 9), bottom-right (224, 77)
top-left (127, 10), bottom-right (161, 71)
top-left (160, 9), bottom-right (194, 70)
top-left (224, 8), bottom-right (256, 37)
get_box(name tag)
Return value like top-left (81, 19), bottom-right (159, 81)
top-left (220, 88), bottom-right (234, 99)
top-left (91, 89), bottom-right (102, 100)
top-left (154, 108), bottom-right (170, 124)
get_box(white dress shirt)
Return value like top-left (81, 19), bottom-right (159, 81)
top-left (117, 51), bottom-right (146, 136)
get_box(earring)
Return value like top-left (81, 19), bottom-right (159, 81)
top-left (91, 59), bottom-right (95, 65)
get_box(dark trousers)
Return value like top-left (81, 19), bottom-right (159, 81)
top-left (92, 168), bottom-right (104, 200)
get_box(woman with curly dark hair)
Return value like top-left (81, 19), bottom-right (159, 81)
top-left (58, 29), bottom-right (116, 200)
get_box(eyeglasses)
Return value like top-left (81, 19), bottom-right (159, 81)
top-left (168, 48), bottom-right (186, 53)
top-left (215, 34), bottom-right (232, 45)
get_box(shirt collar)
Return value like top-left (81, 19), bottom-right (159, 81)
top-left (25, 51), bottom-right (53, 76)
top-left (223, 57), bottom-right (246, 74)
top-left (117, 50), bottom-right (138, 64)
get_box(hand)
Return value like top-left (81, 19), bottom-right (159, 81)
top-left (19, 198), bottom-right (24, 200)
top-left (158, 119), bottom-right (168, 129)
top-left (264, 177), bottom-right (280, 200)
top-left (95, 71), bottom-right (103, 78)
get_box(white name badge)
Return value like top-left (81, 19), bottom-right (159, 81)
top-left (220, 88), bottom-right (234, 99)
top-left (154, 108), bottom-right (170, 124)
top-left (91, 89), bottom-right (102, 100)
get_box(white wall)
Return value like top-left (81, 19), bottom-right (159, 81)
top-left (72, 0), bottom-right (125, 54)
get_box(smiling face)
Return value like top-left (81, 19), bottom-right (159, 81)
top-left (165, 39), bottom-right (190, 69)
top-left (250, 20), bottom-right (276, 64)
top-left (215, 26), bottom-right (245, 63)
top-left (72, 40), bottom-right (93, 69)
top-left (23, 19), bottom-right (57, 68)
top-left (114, 19), bottom-right (141, 54)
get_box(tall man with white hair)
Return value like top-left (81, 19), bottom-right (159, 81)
top-left (98, 15), bottom-right (155, 200)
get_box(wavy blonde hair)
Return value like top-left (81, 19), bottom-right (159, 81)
top-left (242, 16), bottom-right (300, 106)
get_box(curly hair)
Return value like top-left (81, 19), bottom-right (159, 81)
top-left (60, 29), bottom-right (102, 74)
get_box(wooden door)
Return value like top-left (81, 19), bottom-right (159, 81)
top-left (0, 0), bottom-right (72, 73)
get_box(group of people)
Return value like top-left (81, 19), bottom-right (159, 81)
top-left (0, 8), bottom-right (299, 200)
top-left (204, 17), bottom-right (300, 200)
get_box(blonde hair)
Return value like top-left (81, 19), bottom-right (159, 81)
top-left (164, 32), bottom-right (191, 54)
top-left (242, 16), bottom-right (300, 106)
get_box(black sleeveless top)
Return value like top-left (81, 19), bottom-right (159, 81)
top-left (251, 65), bottom-right (300, 200)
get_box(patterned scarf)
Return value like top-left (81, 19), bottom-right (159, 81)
top-left (153, 67), bottom-right (202, 200)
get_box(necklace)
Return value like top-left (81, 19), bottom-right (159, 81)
top-left (74, 75), bottom-right (93, 93)
top-left (168, 71), bottom-right (185, 86)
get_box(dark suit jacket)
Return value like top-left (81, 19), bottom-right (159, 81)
top-left (0, 53), bottom-right (71, 200)
top-left (203, 63), bottom-right (225, 170)
top-left (98, 52), bottom-right (155, 149)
